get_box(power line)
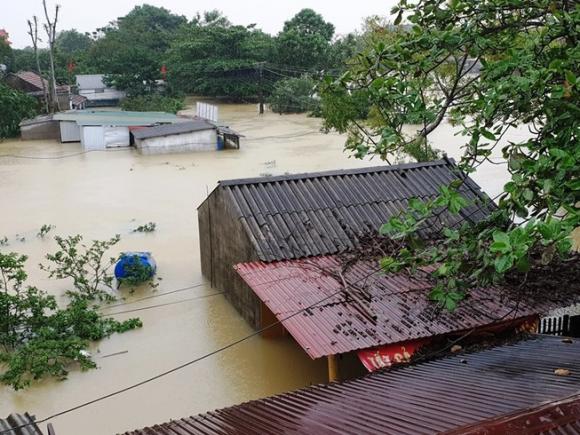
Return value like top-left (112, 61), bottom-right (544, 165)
top-left (101, 291), bottom-right (224, 316)
top-left (0, 265), bottom-right (384, 435)
top-left (98, 283), bottom-right (208, 311)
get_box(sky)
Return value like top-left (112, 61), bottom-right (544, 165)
top-left (3, 0), bottom-right (399, 48)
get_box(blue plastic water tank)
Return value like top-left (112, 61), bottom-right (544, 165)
top-left (114, 252), bottom-right (157, 280)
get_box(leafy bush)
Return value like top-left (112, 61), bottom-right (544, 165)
top-left (0, 83), bottom-right (38, 138)
top-left (40, 235), bottom-right (121, 302)
top-left (268, 76), bottom-right (319, 114)
top-left (0, 251), bottom-right (142, 389)
top-left (120, 95), bottom-right (185, 114)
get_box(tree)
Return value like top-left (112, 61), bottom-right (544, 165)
top-left (41, 0), bottom-right (61, 112)
top-left (269, 76), bottom-right (318, 114)
top-left (86, 5), bottom-right (187, 95)
top-left (0, 37), bottom-right (12, 73)
top-left (0, 83), bottom-right (38, 138)
top-left (26, 16), bottom-right (49, 113)
top-left (166, 18), bottom-right (276, 100)
top-left (0, 245), bottom-right (141, 390)
top-left (56, 29), bottom-right (92, 56)
top-left (320, 0), bottom-right (579, 309)
top-left (276, 9), bottom-right (335, 70)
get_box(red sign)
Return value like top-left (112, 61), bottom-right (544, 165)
top-left (358, 338), bottom-right (429, 372)
top-left (160, 64), bottom-right (167, 80)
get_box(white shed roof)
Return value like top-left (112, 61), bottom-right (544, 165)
top-left (76, 74), bottom-right (106, 90)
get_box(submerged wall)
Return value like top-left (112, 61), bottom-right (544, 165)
top-left (136, 130), bottom-right (217, 155)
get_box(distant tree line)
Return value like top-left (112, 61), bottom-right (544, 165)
top-left (2, 5), bottom-right (375, 113)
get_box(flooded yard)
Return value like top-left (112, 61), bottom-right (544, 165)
top-left (0, 102), bottom-right (514, 434)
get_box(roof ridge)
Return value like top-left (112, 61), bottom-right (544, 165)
top-left (219, 159), bottom-right (454, 187)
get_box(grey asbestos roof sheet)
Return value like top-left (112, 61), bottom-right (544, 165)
top-left (214, 159), bottom-right (495, 262)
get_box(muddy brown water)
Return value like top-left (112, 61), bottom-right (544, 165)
top-left (0, 102), bottom-right (523, 434)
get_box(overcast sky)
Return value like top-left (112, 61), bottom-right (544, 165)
top-left (3, 0), bottom-right (399, 48)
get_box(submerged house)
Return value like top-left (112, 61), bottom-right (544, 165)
top-left (198, 159), bottom-right (494, 329)
top-left (53, 110), bottom-right (182, 149)
top-left (76, 74), bottom-right (126, 107)
top-left (132, 118), bottom-right (242, 154)
top-left (198, 159), bottom-right (576, 379)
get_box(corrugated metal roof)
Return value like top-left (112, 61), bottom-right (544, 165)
top-left (444, 393), bottom-right (580, 434)
top-left (216, 159), bottom-right (494, 262)
top-left (132, 119), bottom-right (216, 139)
top-left (235, 256), bottom-right (564, 359)
top-left (122, 336), bottom-right (580, 435)
top-left (76, 74), bottom-right (106, 90)
top-left (53, 110), bottom-right (181, 126)
top-left (0, 413), bottom-right (43, 435)
top-left (13, 71), bottom-right (47, 91)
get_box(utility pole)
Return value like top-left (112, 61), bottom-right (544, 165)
top-left (257, 61), bottom-right (265, 114)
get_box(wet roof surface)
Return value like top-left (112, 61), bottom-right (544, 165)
top-left (132, 119), bottom-right (217, 139)
top-left (236, 256), bottom-right (562, 358)
top-left (122, 336), bottom-right (580, 435)
top-left (53, 110), bottom-right (181, 126)
top-left (216, 159), bottom-right (494, 262)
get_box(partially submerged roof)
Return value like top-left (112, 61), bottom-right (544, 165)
top-left (236, 256), bottom-right (563, 359)
top-left (53, 110), bottom-right (181, 126)
top-left (132, 119), bottom-right (217, 140)
top-left (205, 159), bottom-right (494, 262)
top-left (122, 335), bottom-right (580, 435)
top-left (0, 413), bottom-right (43, 435)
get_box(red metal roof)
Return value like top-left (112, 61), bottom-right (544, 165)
top-left (14, 71), bottom-right (49, 91)
top-left (444, 393), bottom-right (580, 434)
top-left (236, 256), bottom-right (560, 359)
top-left (122, 336), bottom-right (580, 435)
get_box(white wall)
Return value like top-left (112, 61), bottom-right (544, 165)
top-left (104, 126), bottom-right (130, 148)
top-left (136, 130), bottom-right (217, 155)
top-left (59, 121), bottom-right (81, 143)
top-left (80, 126), bottom-right (105, 150)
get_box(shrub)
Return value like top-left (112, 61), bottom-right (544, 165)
top-left (0, 250), bottom-right (142, 390)
top-left (0, 83), bottom-right (38, 138)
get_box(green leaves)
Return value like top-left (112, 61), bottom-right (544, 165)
top-left (0, 242), bottom-right (142, 390)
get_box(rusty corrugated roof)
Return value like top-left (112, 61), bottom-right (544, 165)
top-left (122, 336), bottom-right (580, 435)
top-left (444, 393), bottom-right (580, 434)
top-left (215, 159), bottom-right (494, 262)
top-left (236, 256), bottom-right (562, 359)
top-left (13, 71), bottom-right (48, 91)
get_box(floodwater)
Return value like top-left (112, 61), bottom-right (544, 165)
top-left (0, 101), bottom-right (521, 434)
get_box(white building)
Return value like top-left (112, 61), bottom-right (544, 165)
top-left (133, 119), bottom-right (242, 154)
top-left (76, 74), bottom-right (126, 107)
top-left (53, 110), bottom-right (183, 149)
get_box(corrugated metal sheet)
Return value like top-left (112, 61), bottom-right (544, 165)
top-left (218, 159), bottom-right (494, 262)
top-left (0, 413), bottom-right (43, 435)
top-left (14, 71), bottom-right (47, 91)
top-left (445, 393), bottom-right (580, 434)
top-left (122, 336), bottom-right (580, 435)
top-left (132, 120), bottom-right (216, 140)
top-left (53, 110), bottom-right (180, 126)
top-left (236, 256), bottom-right (563, 359)
top-left (76, 74), bottom-right (107, 90)
top-left (59, 121), bottom-right (81, 143)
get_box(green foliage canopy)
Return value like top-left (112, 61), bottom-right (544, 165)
top-left (276, 8), bottom-right (335, 70)
top-left (0, 83), bottom-right (38, 138)
top-left (320, 0), bottom-right (580, 309)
